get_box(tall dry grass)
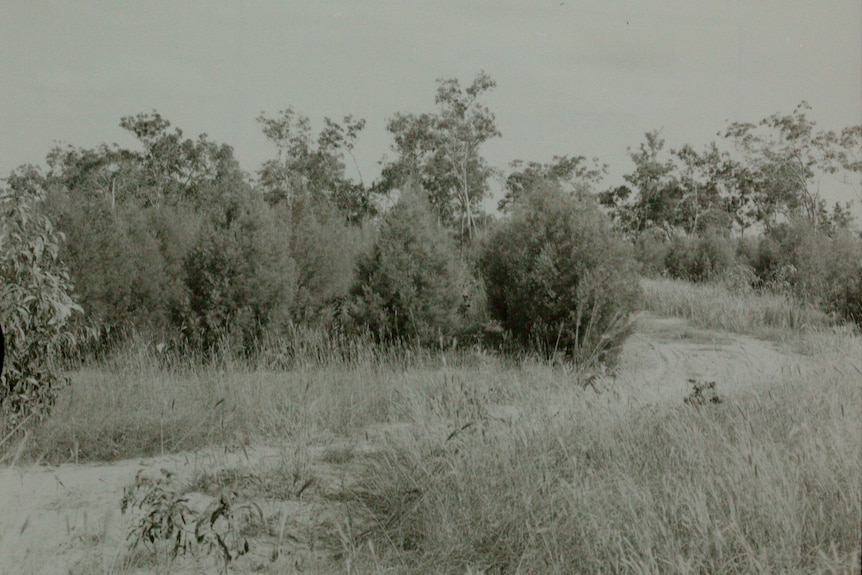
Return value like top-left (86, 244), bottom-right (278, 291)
top-left (2, 278), bottom-right (859, 574)
top-left (640, 277), bottom-right (835, 336)
top-left (341, 333), bottom-right (862, 574)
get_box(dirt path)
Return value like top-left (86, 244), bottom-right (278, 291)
top-left (609, 313), bottom-right (816, 405)
top-left (0, 313), bottom-right (827, 574)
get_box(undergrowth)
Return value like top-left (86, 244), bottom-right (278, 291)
top-left (341, 333), bottom-right (862, 573)
top-left (1, 278), bottom-right (859, 574)
top-left (640, 276), bottom-right (835, 336)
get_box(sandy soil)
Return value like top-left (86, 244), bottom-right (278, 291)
top-left (0, 313), bottom-right (826, 574)
top-left (610, 313), bottom-right (815, 405)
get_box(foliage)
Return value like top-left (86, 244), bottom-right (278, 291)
top-left (663, 229), bottom-right (738, 282)
top-left (640, 277), bottom-right (830, 335)
top-left (40, 112), bottom-right (245, 345)
top-left (602, 104), bottom-right (860, 238)
top-left (501, 155), bottom-right (606, 212)
top-left (736, 220), bottom-right (862, 326)
top-left (724, 102), bottom-right (843, 229)
top-left (599, 130), bottom-right (682, 238)
top-left (118, 111), bottom-right (244, 207)
top-left (257, 108), bottom-right (372, 223)
top-left (46, 191), bottom-right (175, 334)
top-left (821, 231), bottom-right (862, 326)
top-left (122, 469), bottom-right (262, 570)
top-left (683, 379), bottom-right (723, 406)
top-left (286, 200), bottom-right (366, 325)
top-left (0, 168), bottom-right (82, 421)
top-left (481, 180), bottom-right (640, 366)
top-left (180, 189), bottom-right (296, 352)
top-left (350, 184), bottom-right (468, 345)
top-left (376, 71), bottom-right (500, 242)
top-left (632, 228), bottom-right (671, 276)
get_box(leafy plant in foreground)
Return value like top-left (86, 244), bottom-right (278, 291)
top-left (122, 468), bottom-right (264, 572)
top-left (0, 169), bottom-right (82, 423)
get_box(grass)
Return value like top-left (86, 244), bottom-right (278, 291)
top-left (640, 276), bottom-right (835, 337)
top-left (1, 277), bottom-right (860, 573)
top-left (341, 335), bottom-right (861, 573)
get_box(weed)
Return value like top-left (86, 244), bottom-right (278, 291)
top-left (121, 469), bottom-right (196, 559)
top-left (121, 468), bottom-right (264, 573)
top-left (683, 378), bottom-right (723, 406)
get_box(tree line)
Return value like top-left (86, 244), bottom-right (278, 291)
top-left (1, 71), bottom-right (860, 420)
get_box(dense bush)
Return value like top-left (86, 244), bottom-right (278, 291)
top-left (350, 185), bottom-right (468, 345)
top-left (633, 228), bottom-right (671, 276)
top-left (45, 188), bottom-right (207, 345)
top-left (664, 229), bottom-right (737, 282)
top-left (738, 221), bottom-right (862, 326)
top-left (816, 230), bottom-right (862, 326)
top-left (286, 201), bottom-right (366, 325)
top-left (480, 181), bottom-right (640, 366)
top-left (180, 190), bottom-right (296, 351)
top-left (145, 202), bottom-right (204, 329)
top-left (0, 177), bottom-right (81, 421)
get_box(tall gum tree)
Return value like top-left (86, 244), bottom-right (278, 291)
top-left (256, 108), bottom-right (371, 224)
top-left (723, 101), bottom-right (859, 231)
top-left (376, 71), bottom-right (500, 244)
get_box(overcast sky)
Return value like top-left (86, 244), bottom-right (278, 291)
top-left (2, 1), bottom-right (860, 210)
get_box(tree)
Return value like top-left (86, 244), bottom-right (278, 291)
top-left (671, 142), bottom-right (737, 234)
top-left (38, 113), bottom-right (244, 340)
top-left (600, 130), bottom-right (683, 239)
top-left (376, 71), bottom-right (500, 242)
top-left (501, 155), bottom-right (606, 212)
top-left (287, 201), bottom-right (364, 324)
top-left (723, 102), bottom-right (845, 230)
top-left (118, 111), bottom-right (244, 207)
top-left (180, 188), bottom-right (296, 352)
top-left (257, 108), bottom-right (372, 223)
top-left (0, 167), bottom-right (82, 421)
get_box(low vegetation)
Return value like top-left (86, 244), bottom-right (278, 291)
top-left (343, 335), bottom-right (860, 573)
top-left (640, 276), bottom-right (832, 337)
top-left (0, 73), bottom-right (860, 573)
top-left (4, 310), bottom-right (859, 574)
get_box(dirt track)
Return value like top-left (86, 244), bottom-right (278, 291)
top-left (611, 313), bottom-right (815, 405)
top-left (0, 313), bottom-right (830, 574)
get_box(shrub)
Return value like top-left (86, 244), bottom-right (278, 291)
top-left (746, 221), bottom-right (862, 326)
top-left (286, 201), bottom-right (365, 325)
top-left (180, 191), bottom-right (296, 352)
top-left (820, 230), bottom-right (862, 327)
top-left (349, 185), bottom-right (468, 345)
top-left (664, 229), bottom-right (737, 282)
top-left (480, 180), bottom-right (640, 366)
top-left (45, 188), bottom-right (202, 346)
top-left (145, 202), bottom-right (204, 330)
top-left (633, 228), bottom-right (671, 276)
top-left (0, 175), bottom-right (82, 422)
top-left (50, 196), bottom-right (143, 327)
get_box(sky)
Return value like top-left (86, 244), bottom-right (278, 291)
top-left (1, 1), bottom-right (860, 212)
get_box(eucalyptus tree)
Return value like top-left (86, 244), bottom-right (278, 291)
top-left (256, 108), bottom-right (372, 224)
top-left (0, 167), bottom-right (81, 420)
top-left (723, 101), bottom-right (858, 231)
top-left (501, 155), bottom-right (607, 213)
top-left (376, 71), bottom-right (500, 244)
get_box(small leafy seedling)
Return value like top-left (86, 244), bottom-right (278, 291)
top-left (684, 379), bottom-right (723, 406)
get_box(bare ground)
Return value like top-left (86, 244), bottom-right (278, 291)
top-left (0, 313), bottom-right (837, 574)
